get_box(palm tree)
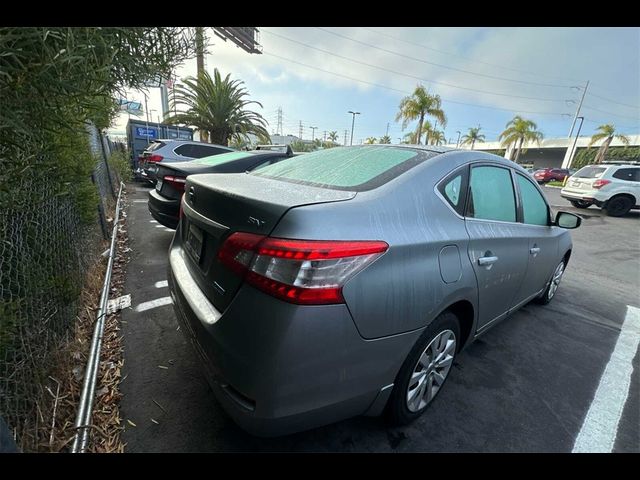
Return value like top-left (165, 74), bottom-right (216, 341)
top-left (165, 69), bottom-right (270, 146)
top-left (460, 127), bottom-right (485, 150)
top-left (499, 116), bottom-right (544, 164)
top-left (421, 121), bottom-right (434, 145)
top-left (328, 131), bottom-right (339, 143)
top-left (588, 124), bottom-right (630, 164)
top-left (430, 130), bottom-right (446, 146)
top-left (379, 135), bottom-right (392, 144)
top-left (402, 131), bottom-right (418, 144)
top-left (395, 85), bottom-right (447, 145)
top-left (365, 137), bottom-right (377, 144)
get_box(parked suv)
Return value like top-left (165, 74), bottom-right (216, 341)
top-left (138, 140), bottom-right (234, 184)
top-left (561, 164), bottom-right (640, 216)
top-left (168, 145), bottom-right (581, 436)
top-left (533, 168), bottom-right (572, 184)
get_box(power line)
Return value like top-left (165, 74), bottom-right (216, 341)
top-left (582, 104), bottom-right (640, 122)
top-left (263, 52), bottom-right (569, 117)
top-left (586, 92), bottom-right (640, 111)
top-left (360, 27), bottom-right (587, 85)
top-left (315, 27), bottom-right (575, 89)
top-left (262, 29), bottom-right (570, 104)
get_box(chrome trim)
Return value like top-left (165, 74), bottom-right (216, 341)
top-left (182, 196), bottom-right (229, 232)
top-left (169, 247), bottom-right (222, 325)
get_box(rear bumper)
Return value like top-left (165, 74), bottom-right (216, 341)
top-left (148, 189), bottom-right (179, 229)
top-left (560, 189), bottom-right (598, 205)
top-left (167, 241), bottom-right (418, 436)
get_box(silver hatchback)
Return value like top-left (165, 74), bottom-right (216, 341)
top-left (168, 145), bottom-right (582, 436)
top-left (140, 139), bottom-right (234, 183)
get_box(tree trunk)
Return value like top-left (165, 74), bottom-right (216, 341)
top-left (514, 137), bottom-right (523, 164)
top-left (471, 139), bottom-right (475, 150)
top-left (200, 129), bottom-right (209, 143)
top-left (416, 113), bottom-right (424, 145)
top-left (196, 28), bottom-right (205, 77)
top-left (595, 136), bottom-right (612, 164)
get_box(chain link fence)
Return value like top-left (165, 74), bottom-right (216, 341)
top-left (0, 123), bottom-right (123, 451)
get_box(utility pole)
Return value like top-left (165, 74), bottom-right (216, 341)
top-left (277, 107), bottom-right (283, 136)
top-left (344, 130), bottom-right (348, 146)
top-left (456, 131), bottom-right (461, 148)
top-left (566, 116), bottom-right (585, 169)
top-left (323, 131), bottom-right (327, 142)
top-left (348, 111), bottom-right (360, 146)
top-left (299, 121), bottom-right (303, 140)
top-left (143, 91), bottom-right (150, 144)
top-left (568, 81), bottom-right (589, 138)
top-left (385, 122), bottom-right (390, 137)
top-left (310, 126), bottom-right (317, 141)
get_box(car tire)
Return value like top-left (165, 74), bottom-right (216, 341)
top-left (534, 259), bottom-right (566, 305)
top-left (386, 311), bottom-right (460, 426)
top-left (569, 200), bottom-right (590, 209)
top-left (603, 196), bottom-right (633, 217)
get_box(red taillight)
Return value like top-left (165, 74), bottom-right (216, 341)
top-left (164, 175), bottom-right (187, 192)
top-left (592, 179), bottom-right (611, 189)
top-left (148, 154), bottom-right (164, 163)
top-left (217, 233), bottom-right (389, 305)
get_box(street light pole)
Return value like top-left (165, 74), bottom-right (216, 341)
top-left (348, 111), bottom-right (360, 146)
top-left (567, 116), bottom-right (585, 169)
top-left (310, 126), bottom-right (317, 142)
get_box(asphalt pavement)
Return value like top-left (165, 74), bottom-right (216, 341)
top-left (118, 183), bottom-right (639, 452)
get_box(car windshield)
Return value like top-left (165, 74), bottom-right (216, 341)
top-left (250, 146), bottom-right (434, 191)
top-left (574, 166), bottom-right (607, 178)
top-left (192, 151), bottom-right (255, 166)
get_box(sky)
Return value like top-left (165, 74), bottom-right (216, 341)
top-left (111, 27), bottom-right (640, 145)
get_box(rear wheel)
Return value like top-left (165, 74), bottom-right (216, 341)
top-left (387, 311), bottom-right (460, 426)
top-left (535, 260), bottom-right (565, 305)
top-left (569, 200), bottom-right (590, 209)
top-left (604, 196), bottom-right (633, 217)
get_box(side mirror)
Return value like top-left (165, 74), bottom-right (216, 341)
top-left (555, 211), bottom-right (581, 229)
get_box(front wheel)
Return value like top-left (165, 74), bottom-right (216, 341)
top-left (387, 311), bottom-right (460, 426)
top-left (535, 260), bottom-right (565, 305)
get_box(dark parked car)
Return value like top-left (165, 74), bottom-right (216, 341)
top-left (139, 139), bottom-right (234, 184)
top-left (168, 145), bottom-right (581, 436)
top-left (148, 148), bottom-right (295, 229)
top-left (533, 168), bottom-right (572, 184)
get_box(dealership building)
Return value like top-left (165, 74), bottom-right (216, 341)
top-left (445, 134), bottom-right (640, 169)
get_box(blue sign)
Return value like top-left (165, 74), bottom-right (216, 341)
top-left (136, 127), bottom-right (158, 139)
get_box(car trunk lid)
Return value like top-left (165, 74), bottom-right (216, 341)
top-left (179, 173), bottom-right (356, 312)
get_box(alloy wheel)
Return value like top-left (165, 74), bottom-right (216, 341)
top-left (547, 261), bottom-right (565, 300)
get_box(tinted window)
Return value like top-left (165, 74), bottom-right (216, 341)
top-left (193, 151), bottom-right (255, 166)
top-left (574, 166), bottom-right (606, 178)
top-left (174, 144), bottom-right (193, 157)
top-left (612, 168), bottom-right (639, 182)
top-left (252, 146), bottom-right (436, 191)
top-left (467, 166), bottom-right (517, 222)
top-left (190, 145), bottom-right (230, 158)
top-left (516, 174), bottom-right (549, 226)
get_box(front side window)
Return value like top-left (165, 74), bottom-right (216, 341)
top-left (467, 165), bottom-right (517, 222)
top-left (516, 174), bottom-right (549, 226)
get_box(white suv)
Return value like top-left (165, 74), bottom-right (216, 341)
top-left (561, 164), bottom-right (640, 216)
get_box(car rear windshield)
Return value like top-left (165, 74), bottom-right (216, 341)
top-left (146, 141), bottom-right (165, 152)
top-left (574, 166), bottom-right (607, 178)
top-left (192, 151), bottom-right (255, 166)
top-left (250, 146), bottom-right (433, 191)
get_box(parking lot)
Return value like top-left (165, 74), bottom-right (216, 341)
top-left (118, 183), bottom-right (639, 452)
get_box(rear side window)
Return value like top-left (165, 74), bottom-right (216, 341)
top-left (251, 146), bottom-right (436, 191)
top-left (467, 166), bottom-right (517, 223)
top-left (574, 166), bottom-right (606, 178)
top-left (516, 174), bottom-right (549, 226)
top-left (174, 144), bottom-right (193, 157)
top-left (146, 141), bottom-right (165, 152)
top-left (437, 167), bottom-right (468, 216)
top-left (612, 168), bottom-right (639, 182)
top-left (190, 145), bottom-right (231, 158)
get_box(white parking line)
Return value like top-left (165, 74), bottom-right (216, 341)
top-left (155, 225), bottom-right (165, 228)
top-left (155, 280), bottom-right (168, 288)
top-left (133, 296), bottom-right (173, 313)
top-left (133, 199), bottom-right (147, 203)
top-left (572, 305), bottom-right (640, 453)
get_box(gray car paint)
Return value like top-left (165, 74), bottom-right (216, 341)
top-left (168, 146), bottom-right (575, 436)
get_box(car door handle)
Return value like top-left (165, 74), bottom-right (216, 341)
top-left (530, 247), bottom-right (541, 255)
top-left (478, 256), bottom-right (498, 266)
